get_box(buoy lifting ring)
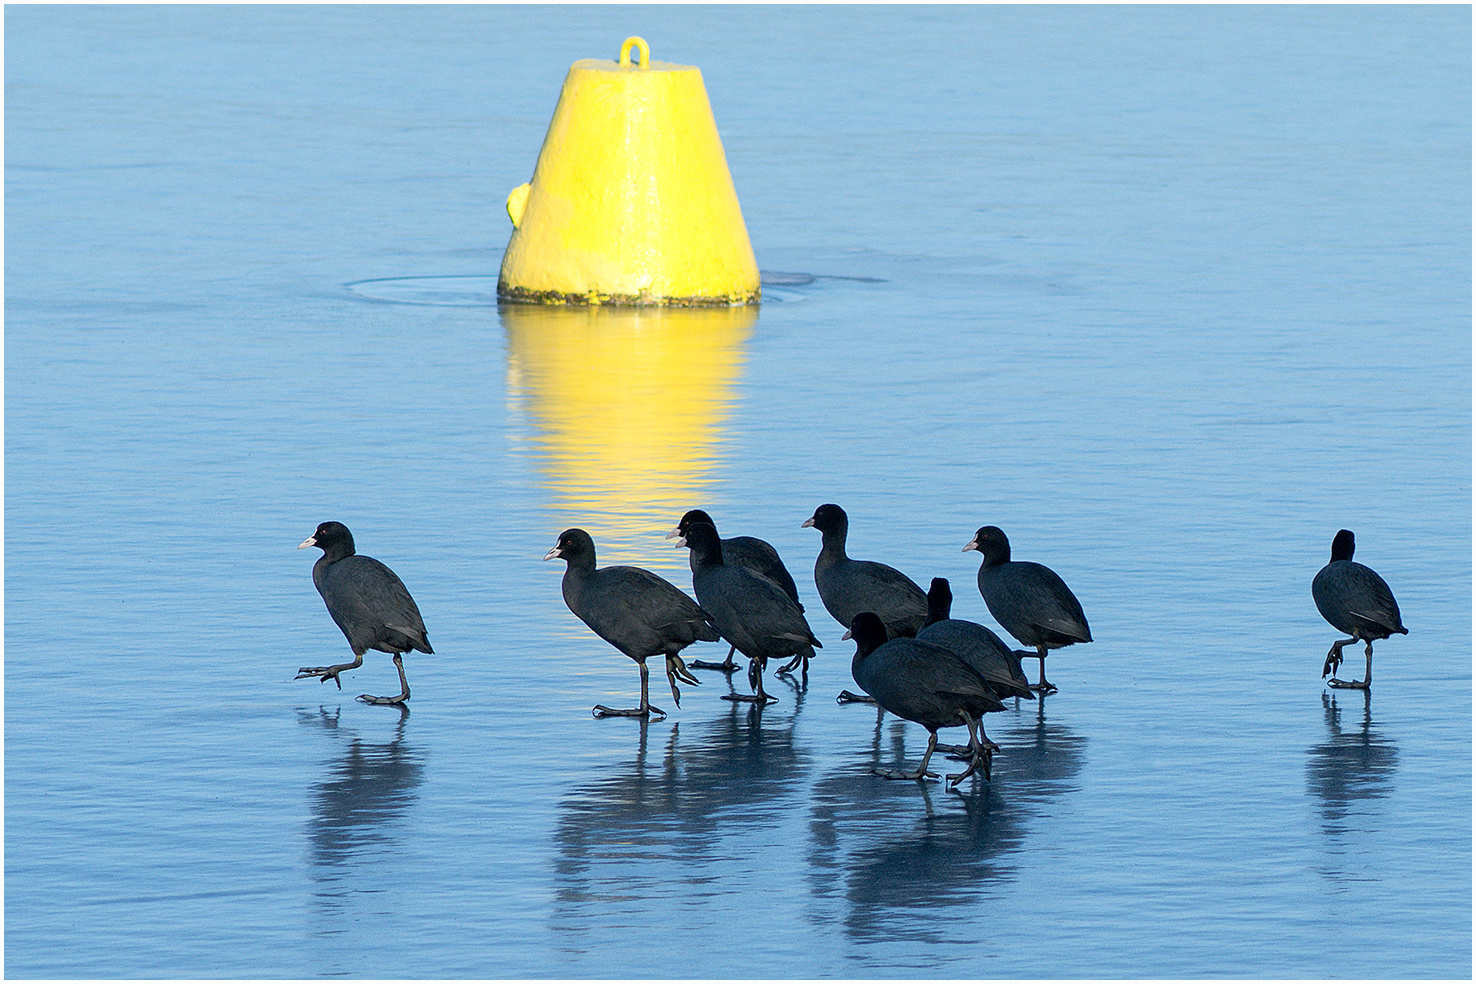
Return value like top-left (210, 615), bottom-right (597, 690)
top-left (619, 36), bottom-right (650, 69)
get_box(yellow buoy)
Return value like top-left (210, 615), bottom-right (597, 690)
top-left (498, 37), bottom-right (760, 307)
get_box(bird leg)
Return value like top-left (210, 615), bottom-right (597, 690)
top-left (941, 715), bottom-right (977, 761)
top-left (594, 658), bottom-right (667, 720)
top-left (1321, 636), bottom-right (1355, 678)
top-left (1328, 640), bottom-right (1357, 684)
top-left (946, 713), bottom-right (995, 786)
top-left (976, 721), bottom-right (1001, 754)
top-left (722, 656), bottom-right (777, 704)
top-left (689, 645), bottom-right (740, 673)
top-left (1031, 646), bottom-right (1057, 694)
top-left (940, 714), bottom-right (1000, 760)
top-left (357, 653), bottom-right (411, 705)
top-left (873, 731), bottom-right (940, 782)
top-left (664, 654), bottom-right (700, 707)
top-left (776, 651), bottom-right (810, 678)
top-left (296, 653), bottom-right (364, 689)
top-left (1327, 640), bottom-right (1373, 690)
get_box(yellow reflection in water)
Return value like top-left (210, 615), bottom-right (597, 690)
top-left (503, 303), bottom-right (756, 567)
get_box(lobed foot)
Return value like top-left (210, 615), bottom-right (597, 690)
top-left (873, 767), bottom-right (938, 782)
top-left (836, 690), bottom-right (876, 704)
top-left (664, 656), bottom-right (701, 708)
top-left (947, 749), bottom-right (993, 786)
top-left (1322, 638), bottom-right (1356, 679)
top-left (942, 740), bottom-right (1001, 761)
top-left (593, 703), bottom-right (667, 721)
top-left (1327, 678), bottom-right (1370, 690)
top-left (296, 666), bottom-right (347, 689)
top-left (776, 654), bottom-right (810, 677)
top-left (689, 658), bottom-right (739, 672)
top-left (357, 693), bottom-right (408, 706)
top-left (721, 693), bottom-right (777, 704)
top-left (690, 643), bottom-right (739, 673)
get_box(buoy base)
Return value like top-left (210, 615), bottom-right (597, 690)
top-left (497, 282), bottom-right (760, 308)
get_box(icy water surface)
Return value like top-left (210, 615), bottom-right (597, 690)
top-left (6, 5), bottom-right (1470, 978)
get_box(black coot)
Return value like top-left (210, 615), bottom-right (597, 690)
top-left (666, 508), bottom-right (803, 672)
top-left (966, 525), bottom-right (1091, 695)
top-left (297, 521), bottom-right (431, 706)
top-left (916, 577), bottom-right (1031, 759)
top-left (847, 612), bottom-right (1003, 786)
top-left (545, 528), bottom-right (716, 720)
top-left (678, 521), bottom-right (822, 703)
top-left (1313, 529), bottom-right (1407, 690)
top-left (918, 577), bottom-right (1035, 702)
top-left (838, 577), bottom-right (1034, 714)
top-left (802, 503), bottom-right (927, 640)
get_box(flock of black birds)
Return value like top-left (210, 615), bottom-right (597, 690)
top-left (295, 509), bottom-right (1407, 787)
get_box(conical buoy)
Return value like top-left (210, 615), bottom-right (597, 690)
top-left (498, 37), bottom-right (760, 307)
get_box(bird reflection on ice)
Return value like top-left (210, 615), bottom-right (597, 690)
top-left (803, 699), bottom-right (1085, 945)
top-left (297, 707), bottom-right (424, 884)
top-left (549, 704), bottom-right (803, 921)
top-left (547, 696), bottom-right (1085, 953)
top-left (1306, 691), bottom-right (1399, 836)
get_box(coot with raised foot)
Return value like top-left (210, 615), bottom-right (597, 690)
top-left (677, 521), bottom-right (821, 704)
top-left (965, 525), bottom-right (1091, 695)
top-left (544, 528), bottom-right (715, 720)
top-left (847, 612), bottom-right (1003, 786)
top-left (666, 508), bottom-right (803, 672)
top-left (1313, 529), bottom-right (1407, 690)
top-left (802, 503), bottom-right (927, 640)
top-left (297, 521), bottom-right (431, 706)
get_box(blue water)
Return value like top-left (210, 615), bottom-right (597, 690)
top-left (6, 5), bottom-right (1470, 978)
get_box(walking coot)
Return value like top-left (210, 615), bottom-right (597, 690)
top-left (666, 508), bottom-right (803, 672)
top-left (677, 521), bottom-right (821, 704)
top-left (297, 521), bottom-right (431, 706)
top-left (1313, 529), bottom-right (1407, 690)
top-left (847, 612), bottom-right (1003, 786)
top-left (965, 525), bottom-right (1091, 695)
top-left (545, 528), bottom-right (716, 720)
top-left (802, 503), bottom-right (927, 640)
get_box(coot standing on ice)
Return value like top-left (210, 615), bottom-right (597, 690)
top-left (847, 612), bottom-right (1003, 786)
top-left (839, 576), bottom-right (1034, 714)
top-left (1313, 529), bottom-right (1407, 690)
top-left (918, 577), bottom-right (1035, 702)
top-left (677, 521), bottom-right (821, 704)
top-left (545, 528), bottom-right (715, 720)
top-left (666, 508), bottom-right (803, 672)
top-left (297, 521), bottom-right (431, 706)
top-left (802, 503), bottom-right (928, 640)
top-left (965, 525), bottom-right (1091, 695)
